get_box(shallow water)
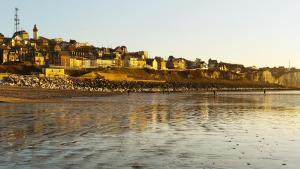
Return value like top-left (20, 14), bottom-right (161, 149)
top-left (0, 91), bottom-right (300, 169)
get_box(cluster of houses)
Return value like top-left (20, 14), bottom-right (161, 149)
top-left (0, 25), bottom-right (249, 74)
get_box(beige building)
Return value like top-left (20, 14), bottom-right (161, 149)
top-left (83, 59), bottom-right (96, 68)
top-left (0, 46), bottom-right (9, 63)
top-left (96, 53), bottom-right (122, 68)
top-left (35, 53), bottom-right (45, 66)
top-left (7, 51), bottom-right (19, 62)
top-left (167, 58), bottom-right (187, 70)
top-left (97, 59), bottom-right (115, 68)
top-left (70, 57), bottom-right (83, 68)
top-left (11, 31), bottom-right (29, 47)
top-left (124, 56), bottom-right (146, 69)
top-left (138, 51), bottom-right (149, 59)
top-left (43, 68), bottom-right (65, 77)
top-left (60, 52), bottom-right (71, 67)
top-left (155, 57), bottom-right (167, 70)
top-left (12, 30), bottom-right (29, 40)
top-left (146, 59), bottom-right (158, 70)
top-left (160, 60), bottom-right (167, 70)
top-left (0, 33), bottom-right (4, 44)
top-left (97, 54), bottom-right (115, 68)
top-left (145, 57), bottom-right (167, 70)
top-left (38, 37), bottom-right (49, 47)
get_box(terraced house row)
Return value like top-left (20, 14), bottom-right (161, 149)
top-left (1, 25), bottom-right (248, 73)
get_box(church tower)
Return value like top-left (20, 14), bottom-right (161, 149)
top-left (33, 24), bottom-right (38, 40)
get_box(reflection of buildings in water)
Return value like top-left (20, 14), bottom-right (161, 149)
top-left (149, 94), bottom-right (170, 124)
top-left (149, 94), bottom-right (159, 125)
top-left (1, 102), bottom-right (128, 146)
top-left (185, 94), bottom-right (211, 121)
top-left (231, 94), bottom-right (276, 112)
top-left (53, 103), bottom-right (125, 134)
top-left (200, 98), bottom-right (209, 121)
top-left (262, 95), bottom-right (274, 111)
top-left (6, 128), bottom-right (24, 141)
top-left (127, 95), bottom-right (149, 131)
top-left (128, 94), bottom-right (181, 131)
top-left (151, 104), bottom-right (158, 124)
top-left (170, 105), bottom-right (187, 124)
top-left (1, 93), bottom-right (298, 149)
top-left (149, 104), bottom-right (171, 125)
top-left (128, 94), bottom-right (164, 131)
top-left (55, 104), bottom-right (94, 130)
top-left (129, 108), bottom-right (148, 131)
top-left (33, 120), bottom-right (46, 136)
top-left (235, 94), bottom-right (275, 112)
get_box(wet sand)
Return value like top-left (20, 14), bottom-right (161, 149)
top-left (0, 86), bottom-right (117, 102)
top-left (0, 85), bottom-right (297, 103)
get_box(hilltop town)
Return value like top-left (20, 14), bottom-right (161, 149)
top-left (0, 24), bottom-right (249, 72)
top-left (1, 24), bottom-right (300, 93)
top-left (1, 25), bottom-right (296, 73)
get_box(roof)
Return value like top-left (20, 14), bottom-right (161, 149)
top-left (4, 38), bottom-right (11, 44)
top-left (59, 51), bottom-right (71, 56)
top-left (0, 44), bottom-right (7, 50)
top-left (101, 54), bottom-right (115, 60)
top-left (39, 36), bottom-right (49, 41)
top-left (174, 58), bottom-right (186, 62)
top-left (12, 30), bottom-right (29, 39)
top-left (154, 57), bottom-right (164, 62)
top-left (70, 50), bottom-right (97, 59)
top-left (208, 59), bottom-right (218, 64)
top-left (219, 62), bottom-right (244, 68)
top-left (146, 58), bottom-right (154, 65)
top-left (114, 46), bottom-right (127, 52)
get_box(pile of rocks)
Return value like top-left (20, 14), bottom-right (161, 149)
top-left (1, 75), bottom-right (194, 92)
top-left (2, 75), bottom-right (75, 89)
top-left (2, 75), bottom-right (272, 92)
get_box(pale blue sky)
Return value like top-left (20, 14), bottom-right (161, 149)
top-left (0, 0), bottom-right (299, 68)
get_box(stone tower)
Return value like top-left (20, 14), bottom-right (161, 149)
top-left (33, 24), bottom-right (38, 40)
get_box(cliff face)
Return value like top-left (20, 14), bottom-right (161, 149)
top-left (75, 69), bottom-right (299, 88)
top-left (253, 70), bottom-right (300, 88)
top-left (277, 72), bottom-right (300, 88)
top-left (259, 70), bottom-right (276, 84)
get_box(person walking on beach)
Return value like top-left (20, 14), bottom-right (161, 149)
top-left (213, 90), bottom-right (217, 97)
top-left (127, 89), bottom-right (131, 95)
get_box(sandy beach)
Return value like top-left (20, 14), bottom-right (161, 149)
top-left (0, 84), bottom-right (297, 103)
top-left (0, 86), bottom-right (117, 102)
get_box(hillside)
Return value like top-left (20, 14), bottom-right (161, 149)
top-left (0, 64), bottom-right (299, 89)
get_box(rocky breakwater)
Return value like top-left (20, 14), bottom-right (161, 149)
top-left (1, 75), bottom-right (118, 92)
top-left (0, 75), bottom-right (186, 92)
top-left (2, 75), bottom-right (74, 89)
top-left (1, 75), bottom-right (282, 93)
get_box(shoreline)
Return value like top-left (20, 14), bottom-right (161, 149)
top-left (0, 74), bottom-right (298, 103)
top-left (0, 85), bottom-right (298, 103)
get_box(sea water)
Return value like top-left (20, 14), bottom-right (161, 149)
top-left (0, 91), bottom-right (300, 169)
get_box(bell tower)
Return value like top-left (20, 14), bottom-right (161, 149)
top-left (33, 24), bottom-right (38, 40)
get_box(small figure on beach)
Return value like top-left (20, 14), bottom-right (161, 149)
top-left (264, 89), bottom-right (266, 95)
top-left (127, 89), bottom-right (131, 95)
top-left (213, 90), bottom-right (217, 97)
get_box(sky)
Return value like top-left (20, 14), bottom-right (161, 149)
top-left (0, 0), bottom-right (299, 68)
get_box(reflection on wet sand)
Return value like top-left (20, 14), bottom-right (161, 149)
top-left (0, 91), bottom-right (300, 169)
